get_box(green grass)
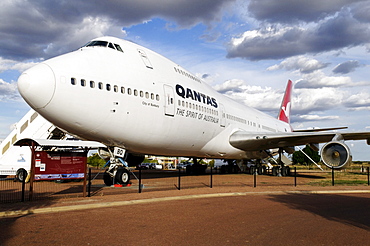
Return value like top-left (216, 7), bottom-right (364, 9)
top-left (309, 179), bottom-right (369, 186)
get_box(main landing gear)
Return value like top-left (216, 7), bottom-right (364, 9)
top-left (271, 148), bottom-right (291, 176)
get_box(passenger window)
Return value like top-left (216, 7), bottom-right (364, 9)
top-left (20, 121), bottom-right (28, 134)
top-left (98, 82), bottom-right (103, 90)
top-left (156, 94), bottom-right (160, 101)
top-left (121, 87), bottom-right (125, 94)
top-left (145, 92), bottom-right (149, 99)
top-left (140, 91), bottom-right (143, 97)
top-left (81, 79), bottom-right (86, 87)
top-left (114, 85), bottom-right (118, 92)
top-left (12, 134), bottom-right (17, 144)
top-left (2, 142), bottom-right (10, 155)
top-left (128, 88), bottom-right (132, 95)
top-left (71, 78), bottom-right (76, 85)
top-left (30, 112), bottom-right (38, 123)
top-left (134, 89), bottom-right (138, 96)
top-left (151, 93), bottom-right (154, 100)
top-left (106, 84), bottom-right (111, 91)
top-left (90, 81), bottom-right (95, 88)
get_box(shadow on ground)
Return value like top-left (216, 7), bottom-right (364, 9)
top-left (268, 193), bottom-right (370, 230)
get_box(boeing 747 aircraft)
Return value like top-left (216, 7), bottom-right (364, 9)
top-left (17, 36), bottom-right (370, 185)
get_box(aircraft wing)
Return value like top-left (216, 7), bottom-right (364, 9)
top-left (229, 130), bottom-right (370, 151)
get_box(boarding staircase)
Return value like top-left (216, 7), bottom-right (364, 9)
top-left (0, 109), bottom-right (66, 178)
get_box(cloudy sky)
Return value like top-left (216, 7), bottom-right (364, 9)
top-left (1, 0), bottom-right (369, 160)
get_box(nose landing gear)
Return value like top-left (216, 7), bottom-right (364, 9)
top-left (103, 157), bottom-right (131, 186)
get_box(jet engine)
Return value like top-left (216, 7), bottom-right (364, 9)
top-left (320, 141), bottom-right (351, 169)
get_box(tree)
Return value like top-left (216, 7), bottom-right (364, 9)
top-left (292, 145), bottom-right (321, 166)
top-left (87, 153), bottom-right (106, 168)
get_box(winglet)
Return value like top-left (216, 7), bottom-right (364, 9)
top-left (277, 80), bottom-right (293, 124)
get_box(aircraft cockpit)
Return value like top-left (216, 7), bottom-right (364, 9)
top-left (84, 40), bottom-right (123, 52)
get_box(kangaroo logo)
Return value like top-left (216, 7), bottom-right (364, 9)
top-left (281, 102), bottom-right (291, 119)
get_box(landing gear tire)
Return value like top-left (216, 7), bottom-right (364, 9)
top-left (281, 166), bottom-right (290, 176)
top-left (16, 168), bottom-right (28, 182)
top-left (249, 166), bottom-right (256, 175)
top-left (115, 168), bottom-right (130, 185)
top-left (103, 171), bottom-right (113, 186)
top-left (272, 166), bottom-right (279, 176)
top-left (258, 166), bottom-right (266, 175)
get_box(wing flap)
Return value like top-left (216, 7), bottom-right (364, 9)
top-left (229, 130), bottom-right (370, 151)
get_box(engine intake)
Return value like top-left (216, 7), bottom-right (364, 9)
top-left (320, 141), bottom-right (351, 169)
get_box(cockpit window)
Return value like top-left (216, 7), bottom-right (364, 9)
top-left (84, 40), bottom-right (123, 52)
top-left (115, 44), bottom-right (123, 52)
top-left (108, 42), bottom-right (115, 49)
top-left (86, 41), bottom-right (108, 47)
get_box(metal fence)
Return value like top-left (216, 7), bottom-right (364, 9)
top-left (1, 166), bottom-right (369, 203)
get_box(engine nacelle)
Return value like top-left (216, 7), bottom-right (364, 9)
top-left (320, 141), bottom-right (352, 169)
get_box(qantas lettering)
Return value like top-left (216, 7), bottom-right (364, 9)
top-left (175, 84), bottom-right (218, 108)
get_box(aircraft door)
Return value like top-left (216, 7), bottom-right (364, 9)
top-left (219, 104), bottom-right (226, 127)
top-left (163, 85), bottom-right (175, 116)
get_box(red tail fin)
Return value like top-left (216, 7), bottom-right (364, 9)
top-left (277, 80), bottom-right (293, 124)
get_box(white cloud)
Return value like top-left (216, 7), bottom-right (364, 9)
top-left (228, 2), bottom-right (370, 60)
top-left (0, 57), bottom-right (39, 73)
top-left (295, 71), bottom-right (352, 88)
top-left (293, 87), bottom-right (345, 114)
top-left (343, 92), bottom-right (370, 110)
top-left (214, 79), bottom-right (284, 112)
top-left (0, 79), bottom-right (20, 101)
top-left (297, 114), bottom-right (340, 121)
top-left (267, 56), bottom-right (329, 74)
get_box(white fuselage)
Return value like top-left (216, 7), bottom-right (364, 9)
top-left (18, 37), bottom-right (291, 159)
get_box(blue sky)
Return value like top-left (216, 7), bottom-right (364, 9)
top-left (0, 0), bottom-right (369, 160)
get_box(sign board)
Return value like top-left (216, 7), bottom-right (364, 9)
top-left (34, 151), bottom-right (86, 180)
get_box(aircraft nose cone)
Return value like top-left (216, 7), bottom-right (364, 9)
top-left (18, 63), bottom-right (56, 109)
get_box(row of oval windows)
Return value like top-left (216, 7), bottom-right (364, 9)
top-left (71, 78), bottom-right (160, 101)
top-left (173, 67), bottom-right (201, 83)
top-left (177, 100), bottom-right (219, 116)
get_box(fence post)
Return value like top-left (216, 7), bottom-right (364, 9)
top-left (253, 170), bottom-right (257, 188)
top-left (294, 167), bottom-right (297, 187)
top-left (87, 168), bottom-right (91, 197)
top-left (139, 167), bottom-right (142, 193)
top-left (331, 167), bottom-right (335, 186)
top-left (177, 167), bottom-right (181, 190)
top-left (367, 167), bottom-right (369, 186)
top-left (21, 169), bottom-right (26, 202)
top-left (210, 166), bottom-right (213, 188)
